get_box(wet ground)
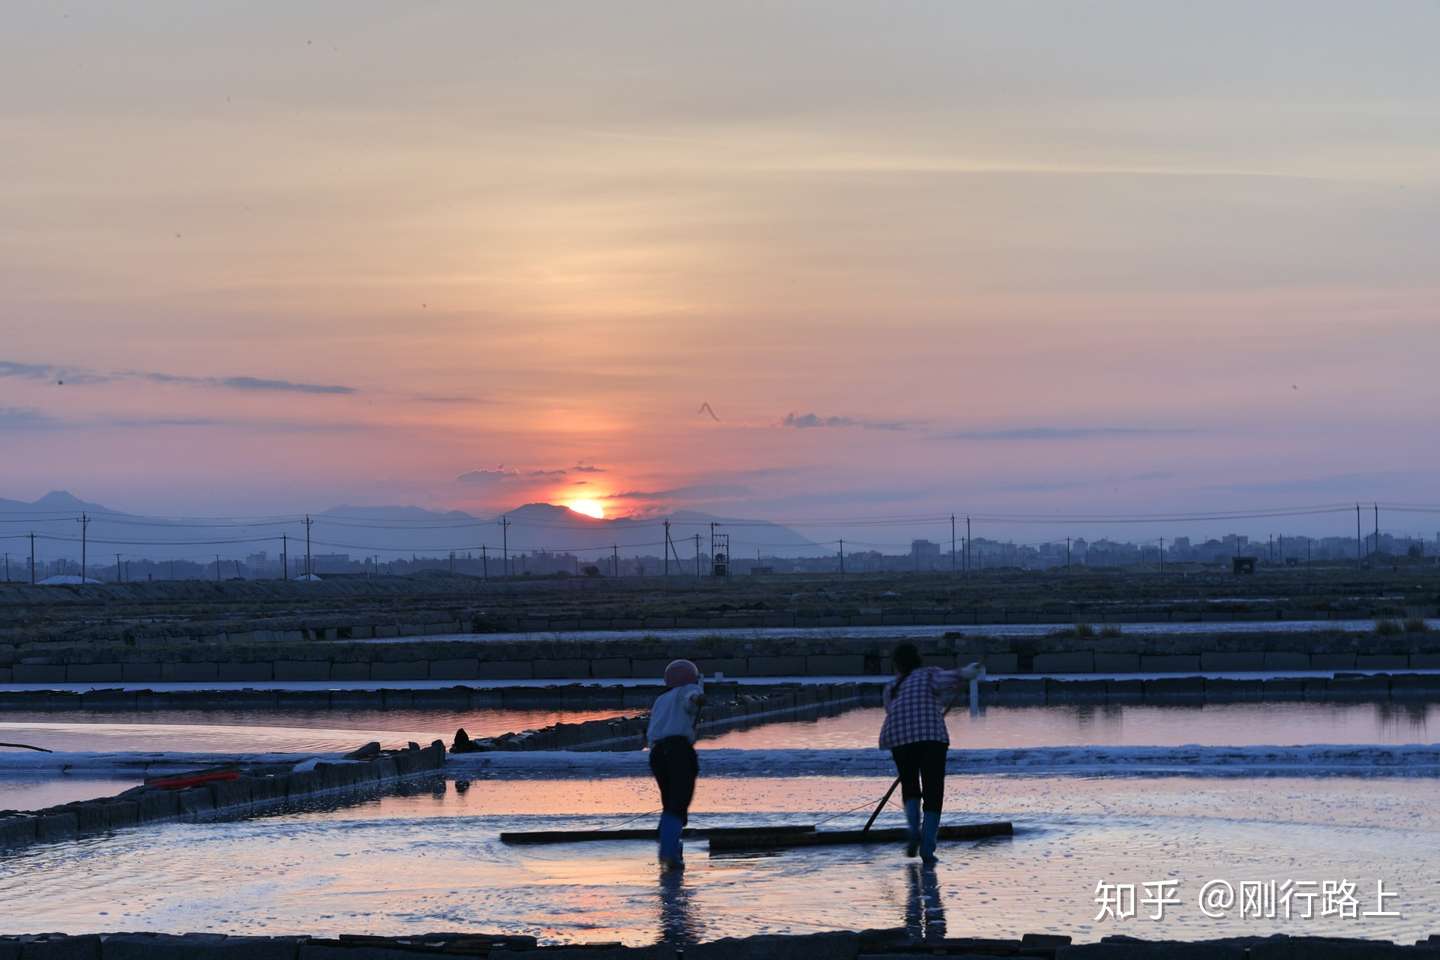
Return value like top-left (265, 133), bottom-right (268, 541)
top-left (0, 774), bottom-right (1433, 946)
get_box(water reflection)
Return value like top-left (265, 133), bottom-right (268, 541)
top-left (903, 863), bottom-right (946, 942)
top-left (658, 867), bottom-right (701, 945)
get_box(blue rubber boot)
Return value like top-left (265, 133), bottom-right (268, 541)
top-left (903, 798), bottom-right (922, 858)
top-left (658, 812), bottom-right (685, 868)
top-left (919, 810), bottom-right (942, 865)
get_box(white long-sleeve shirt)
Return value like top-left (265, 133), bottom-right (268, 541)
top-left (647, 683), bottom-right (703, 744)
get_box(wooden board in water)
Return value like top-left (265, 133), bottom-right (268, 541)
top-left (706, 821), bottom-right (1013, 853)
top-left (500, 823), bottom-right (817, 845)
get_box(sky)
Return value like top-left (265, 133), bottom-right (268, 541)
top-left (2, 1), bottom-right (1439, 545)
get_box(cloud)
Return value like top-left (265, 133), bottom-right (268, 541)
top-left (457, 467), bottom-right (521, 485)
top-left (0, 359), bottom-right (355, 395)
top-left (944, 426), bottom-right (1196, 441)
top-left (781, 411), bottom-right (908, 431)
top-left (458, 464), bottom-right (601, 484)
top-left (0, 406), bottom-right (59, 429)
top-left (572, 464), bottom-right (606, 473)
top-left (609, 483), bottom-right (752, 501)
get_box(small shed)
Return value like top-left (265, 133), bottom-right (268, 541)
top-left (1232, 556), bottom-right (1257, 575)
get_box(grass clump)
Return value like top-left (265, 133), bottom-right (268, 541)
top-left (1100, 625), bottom-right (1123, 638)
top-left (1374, 619), bottom-right (1404, 636)
top-left (1404, 617), bottom-right (1431, 633)
top-left (1072, 622), bottom-right (1096, 639)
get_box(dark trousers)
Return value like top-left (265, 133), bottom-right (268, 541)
top-left (891, 740), bottom-right (948, 813)
top-left (649, 736), bottom-right (699, 824)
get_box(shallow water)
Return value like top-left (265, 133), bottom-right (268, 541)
top-left (0, 775), bottom-right (1433, 945)
top-left (0, 707), bottom-right (634, 754)
top-left (703, 702), bottom-right (1440, 751)
top-left (0, 777), bottom-right (139, 810)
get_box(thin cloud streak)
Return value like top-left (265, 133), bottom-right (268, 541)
top-left (781, 412), bottom-right (909, 431)
top-left (944, 426), bottom-right (1199, 441)
top-left (0, 359), bottom-right (355, 395)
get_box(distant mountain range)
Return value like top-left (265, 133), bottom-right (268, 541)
top-left (0, 492), bottom-right (817, 564)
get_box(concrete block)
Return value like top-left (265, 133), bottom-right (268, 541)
top-left (475, 661), bottom-right (533, 680)
top-left (1410, 652), bottom-right (1440, 668)
top-left (33, 811), bottom-right (77, 842)
top-left (804, 654), bottom-right (866, 675)
top-left (410, 687), bottom-right (471, 707)
top-left (274, 661), bottom-right (330, 681)
top-left (121, 662), bottom-right (164, 682)
top-left (702, 657), bottom-right (749, 678)
top-left (1309, 653), bottom-right (1356, 670)
top-left (1200, 652), bottom-right (1266, 672)
top-left (532, 659), bottom-right (591, 679)
top-left (285, 771), bottom-right (319, 798)
top-left (428, 658), bottom-right (479, 680)
top-left (68, 802), bottom-right (109, 834)
top-left (1093, 653), bottom-right (1140, 673)
top-left (1145, 677), bottom-right (1206, 700)
top-left (1390, 674), bottom-right (1440, 697)
top-left (102, 801), bottom-right (139, 829)
top-left (979, 653), bottom-right (1019, 674)
top-left (992, 679), bottom-right (1046, 702)
top-left (0, 667), bottom-right (10, 682)
top-left (65, 663), bottom-right (123, 683)
top-left (18, 935), bottom-right (102, 960)
top-left (369, 660), bottom-right (429, 680)
top-left (1204, 678), bottom-right (1265, 700)
top-left (276, 690), bottom-right (331, 708)
top-left (135, 790), bottom-right (181, 822)
top-left (630, 658), bottom-right (671, 679)
top-left (176, 787), bottom-right (215, 818)
top-left (1033, 651), bottom-right (1095, 673)
top-left (1326, 676), bottom-right (1390, 698)
top-left (0, 816), bottom-right (37, 848)
top-left (1058, 939), bottom-right (1251, 958)
top-left (12, 664), bottom-right (66, 683)
top-left (208, 778), bottom-right (253, 810)
top-left (1045, 679), bottom-right (1108, 702)
top-left (1263, 652), bottom-right (1311, 671)
top-left (328, 661), bottom-right (370, 681)
top-left (103, 934), bottom-right (302, 960)
top-left (162, 662), bottom-right (219, 682)
top-left (79, 690), bottom-right (138, 709)
top-left (589, 658), bottom-right (632, 678)
top-left (1106, 679), bottom-right (1145, 701)
top-left (1354, 654), bottom-right (1408, 670)
top-left (217, 662), bottom-right (274, 682)
top-left (1139, 655), bottom-right (1200, 673)
top-left (748, 656), bottom-right (806, 676)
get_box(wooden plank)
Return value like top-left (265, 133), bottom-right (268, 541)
top-left (706, 821), bottom-right (1013, 853)
top-left (500, 823), bottom-right (817, 845)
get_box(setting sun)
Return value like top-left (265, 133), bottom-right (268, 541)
top-left (566, 499), bottom-right (606, 520)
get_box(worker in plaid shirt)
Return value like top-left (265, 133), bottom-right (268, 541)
top-left (879, 643), bottom-right (981, 864)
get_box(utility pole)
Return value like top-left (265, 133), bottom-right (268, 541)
top-left (28, 532), bottom-right (36, 584)
top-left (694, 534), bottom-right (701, 579)
top-left (613, 544), bottom-right (620, 577)
top-left (77, 512), bottom-right (90, 581)
top-left (966, 516), bottom-right (972, 573)
top-left (281, 533), bottom-right (288, 581)
top-left (839, 538), bottom-right (845, 575)
top-left (1374, 503), bottom-right (1380, 557)
top-left (304, 514), bottom-right (313, 578)
top-left (1159, 538), bottom-right (1165, 574)
top-left (115, 553), bottom-right (122, 583)
top-left (482, 544), bottom-right (489, 581)
top-left (950, 514), bottom-right (956, 574)
top-left (2, 552), bottom-right (7, 582)
top-left (1066, 536), bottom-right (1072, 569)
top-left (500, 516), bottom-right (510, 578)
top-left (215, 554), bottom-right (222, 583)
top-left (663, 520), bottom-right (671, 577)
top-left (449, 550), bottom-right (455, 575)
top-left (1356, 504), bottom-right (1363, 564)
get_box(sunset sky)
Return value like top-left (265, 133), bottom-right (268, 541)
top-left (3, 2), bottom-right (1438, 542)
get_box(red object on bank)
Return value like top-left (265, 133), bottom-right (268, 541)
top-left (147, 770), bottom-right (240, 790)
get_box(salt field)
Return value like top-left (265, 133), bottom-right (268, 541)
top-left (0, 707), bottom-right (635, 755)
top-left (0, 774), bottom-right (1433, 945)
top-left (703, 702), bottom-right (1440, 750)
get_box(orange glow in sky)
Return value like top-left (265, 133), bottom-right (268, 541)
top-left (567, 499), bottom-right (606, 520)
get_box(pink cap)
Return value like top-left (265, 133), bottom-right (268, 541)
top-left (663, 659), bottom-right (700, 688)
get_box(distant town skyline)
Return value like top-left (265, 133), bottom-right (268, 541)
top-left (4, 3), bottom-right (1439, 521)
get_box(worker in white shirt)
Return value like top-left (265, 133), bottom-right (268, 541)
top-left (645, 659), bottom-right (705, 869)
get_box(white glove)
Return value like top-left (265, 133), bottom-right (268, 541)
top-left (958, 661), bottom-right (982, 681)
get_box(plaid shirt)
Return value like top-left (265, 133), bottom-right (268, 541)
top-left (878, 666), bottom-right (961, 749)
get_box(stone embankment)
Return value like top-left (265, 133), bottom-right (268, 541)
top-left (461, 682), bottom-right (865, 752)
top-left (0, 741), bottom-right (446, 852)
top-left (5, 628), bottom-right (1440, 686)
top-left (1, 930), bottom-right (1436, 958)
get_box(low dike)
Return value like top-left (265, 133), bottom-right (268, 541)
top-left (0, 930), bottom-right (1436, 959)
top-left (0, 741), bottom-right (447, 852)
top-left (5, 627), bottom-right (1440, 686)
